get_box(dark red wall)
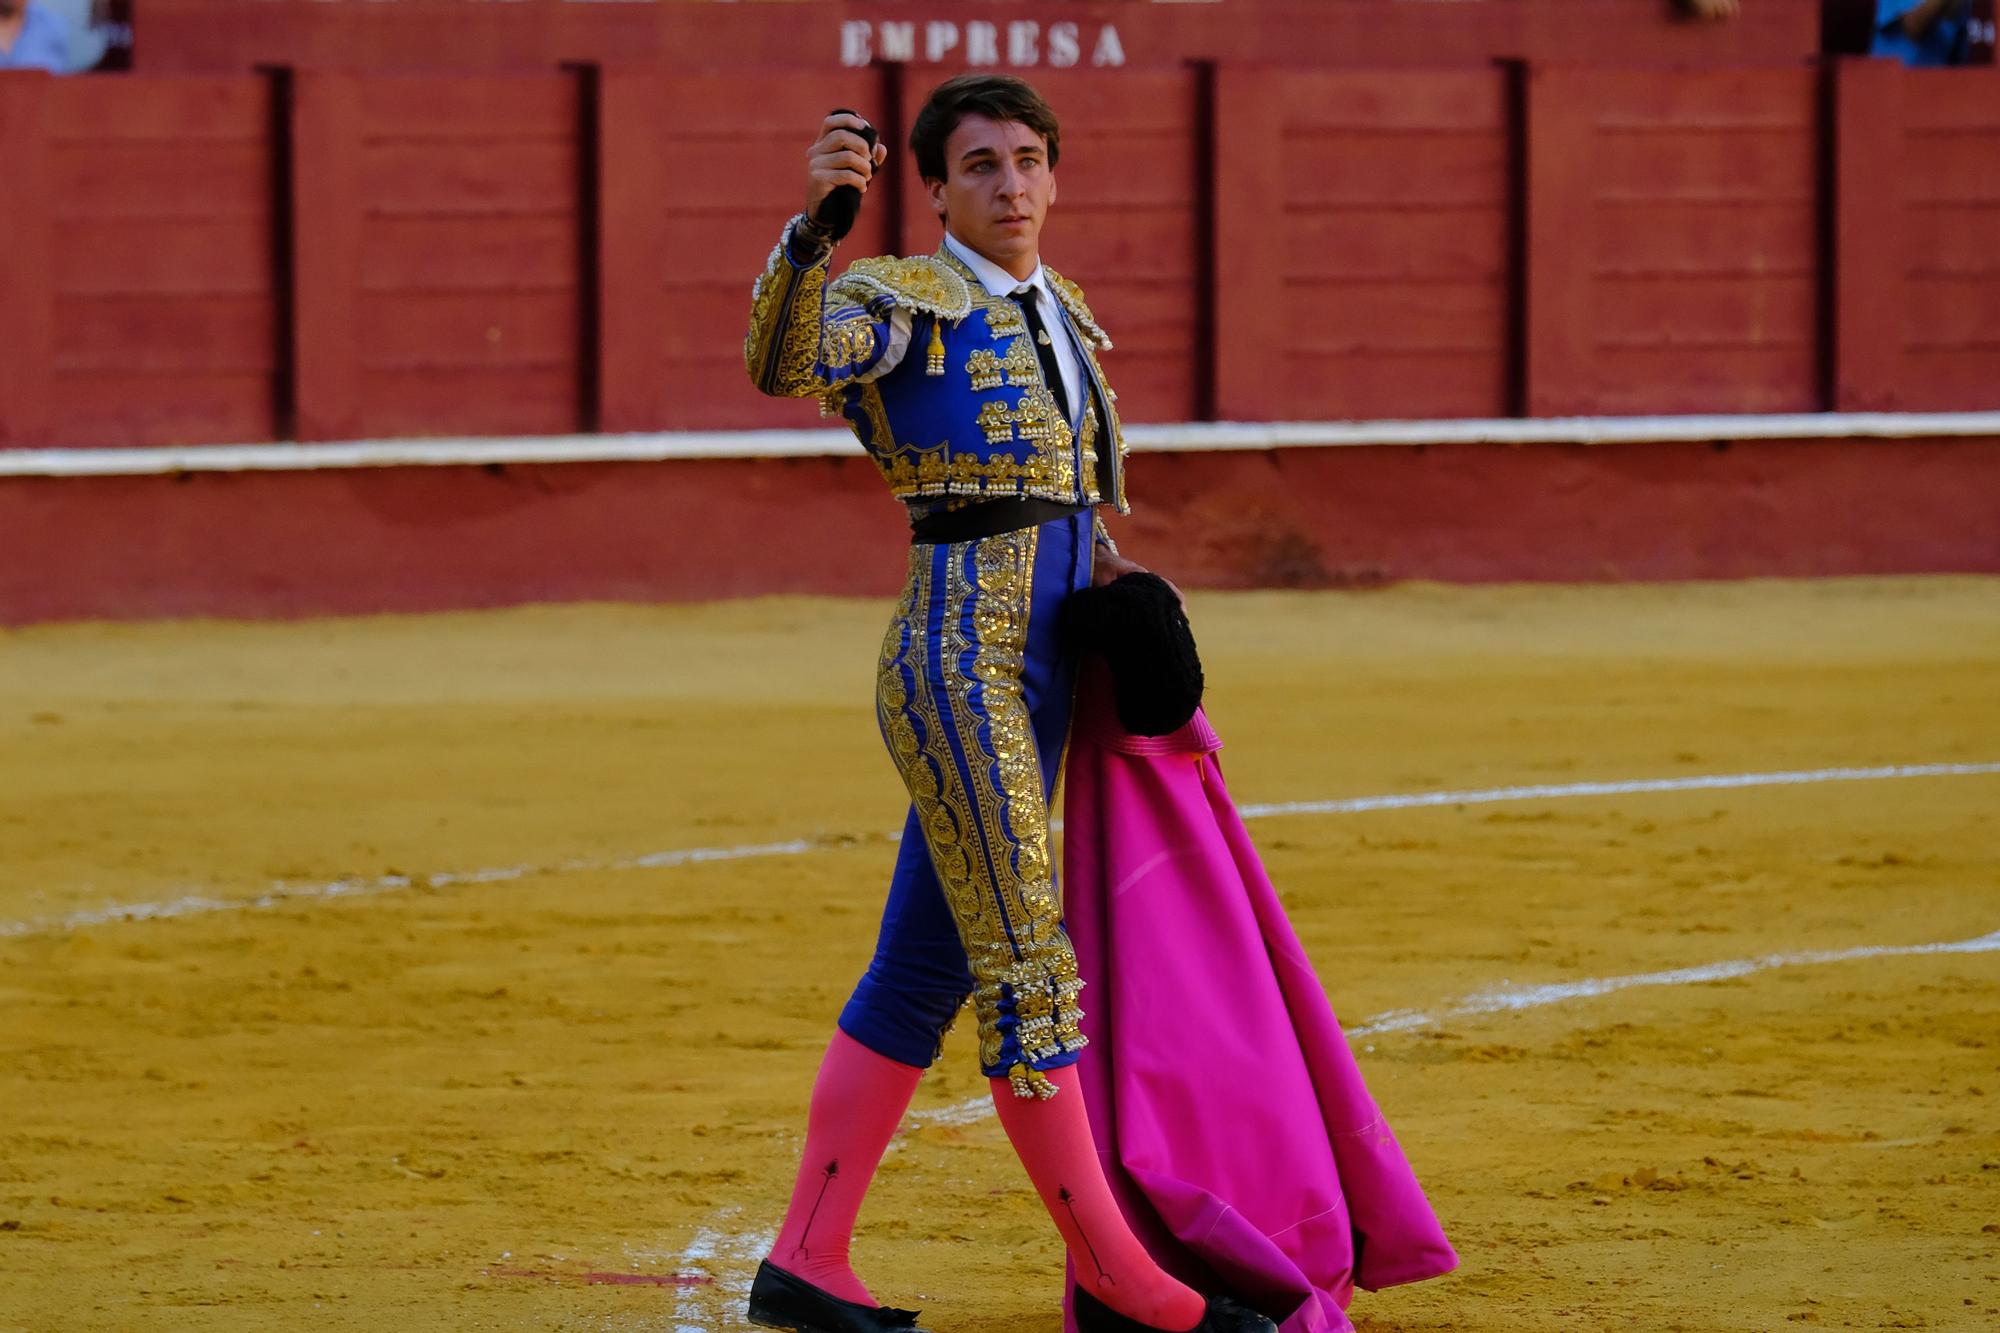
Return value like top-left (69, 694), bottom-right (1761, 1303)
top-left (129, 1), bottom-right (1824, 77)
top-left (0, 77), bottom-right (281, 448)
top-left (4, 59), bottom-right (1998, 449)
top-left (4, 437), bottom-right (1997, 624)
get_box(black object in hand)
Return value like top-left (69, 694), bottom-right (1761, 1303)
top-left (1064, 573), bottom-right (1206, 737)
top-left (816, 110), bottom-right (879, 243)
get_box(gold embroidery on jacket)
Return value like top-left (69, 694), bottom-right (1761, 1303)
top-left (830, 255), bottom-right (973, 322)
top-left (851, 382), bottom-right (895, 453)
top-left (744, 229), bottom-right (834, 399)
top-left (821, 315), bottom-right (878, 370)
top-left (1044, 267), bottom-right (1113, 351)
top-left (966, 335), bottom-right (1038, 393)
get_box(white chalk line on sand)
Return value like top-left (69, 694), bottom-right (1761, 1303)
top-left (680, 924), bottom-right (2000, 1326)
top-left (5, 760), bottom-right (1996, 943)
top-left (1342, 926), bottom-right (2000, 1037)
top-left (1233, 760), bottom-right (2000, 819)
top-left (890, 925), bottom-right (2000, 1136)
top-left (672, 1215), bottom-right (775, 1333)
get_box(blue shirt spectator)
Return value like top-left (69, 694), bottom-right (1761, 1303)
top-left (1871, 0), bottom-right (1972, 64)
top-left (0, 1), bottom-right (72, 72)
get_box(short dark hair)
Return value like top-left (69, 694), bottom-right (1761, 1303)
top-left (908, 74), bottom-right (1062, 183)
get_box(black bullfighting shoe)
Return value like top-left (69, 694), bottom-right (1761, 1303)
top-left (1072, 1286), bottom-right (1280, 1333)
top-left (746, 1260), bottom-right (933, 1333)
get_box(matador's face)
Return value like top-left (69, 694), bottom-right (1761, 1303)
top-left (927, 113), bottom-right (1057, 282)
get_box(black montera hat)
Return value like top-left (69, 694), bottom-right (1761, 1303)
top-left (1063, 572), bottom-right (1205, 737)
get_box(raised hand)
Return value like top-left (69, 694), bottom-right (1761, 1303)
top-left (805, 112), bottom-right (888, 223)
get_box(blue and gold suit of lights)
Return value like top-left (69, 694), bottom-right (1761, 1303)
top-left (744, 216), bottom-right (1125, 1097)
top-left (745, 216), bottom-right (1129, 516)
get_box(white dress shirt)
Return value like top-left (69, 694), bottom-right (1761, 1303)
top-left (858, 231), bottom-right (1087, 422)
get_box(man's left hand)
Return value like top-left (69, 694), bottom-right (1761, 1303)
top-left (1094, 549), bottom-right (1186, 608)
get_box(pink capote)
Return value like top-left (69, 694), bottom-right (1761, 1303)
top-left (1060, 669), bottom-right (1458, 1333)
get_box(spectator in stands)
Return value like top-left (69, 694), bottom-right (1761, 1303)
top-left (40, 0), bottom-right (110, 71)
top-left (1679, 0), bottom-right (1743, 21)
top-left (1870, 0), bottom-right (1974, 62)
top-left (0, 0), bottom-right (72, 71)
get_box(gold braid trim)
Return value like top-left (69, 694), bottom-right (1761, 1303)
top-left (743, 217), bottom-right (834, 399)
top-left (877, 531), bottom-right (1088, 1094)
top-left (830, 255), bottom-right (975, 322)
top-left (1043, 267), bottom-right (1113, 351)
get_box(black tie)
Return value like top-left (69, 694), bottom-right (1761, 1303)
top-left (1015, 283), bottom-right (1113, 504)
top-left (1014, 287), bottom-right (1071, 423)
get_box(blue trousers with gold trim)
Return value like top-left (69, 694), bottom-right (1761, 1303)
top-left (838, 510), bottom-right (1094, 1095)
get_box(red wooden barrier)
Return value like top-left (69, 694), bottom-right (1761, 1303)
top-left (294, 73), bottom-right (587, 440)
top-left (1835, 60), bottom-right (2000, 410)
top-left (5, 436), bottom-right (1996, 623)
top-left (0, 76), bottom-right (279, 448)
top-left (0, 75), bottom-right (52, 449)
top-left (1530, 67), bottom-right (1822, 416)
top-left (4, 62), bottom-right (2000, 450)
top-left (1279, 69), bottom-right (1515, 421)
top-left (130, 0), bottom-right (1824, 77)
top-left (1882, 66), bottom-right (2000, 408)
top-left (645, 68), bottom-right (899, 431)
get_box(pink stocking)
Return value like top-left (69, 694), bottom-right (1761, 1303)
top-left (767, 1029), bottom-right (925, 1306)
top-left (990, 1065), bottom-right (1207, 1331)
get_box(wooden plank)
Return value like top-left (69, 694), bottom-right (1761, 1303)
top-left (1212, 63), bottom-right (1285, 420)
top-left (356, 75), bottom-right (578, 141)
top-left (655, 71), bottom-right (903, 138)
top-left (1898, 348), bottom-right (2000, 409)
top-left (53, 294), bottom-right (276, 373)
top-left (645, 137), bottom-right (835, 215)
top-left (1904, 203), bottom-right (2000, 277)
top-left (362, 215), bottom-right (578, 291)
top-left (360, 367), bottom-right (580, 438)
top-left (1833, 57), bottom-right (1906, 411)
top-left (1284, 350), bottom-right (1508, 421)
top-left (1590, 129), bottom-right (1816, 202)
top-left (1095, 355), bottom-right (1198, 423)
top-left (1283, 70), bottom-right (1508, 132)
top-left (596, 69), bottom-right (670, 433)
top-left (1904, 275), bottom-right (2000, 348)
top-left (50, 142), bottom-right (269, 220)
top-left (1041, 131), bottom-right (1199, 204)
top-left (1524, 65), bottom-right (1599, 416)
top-left (292, 71), bottom-right (365, 441)
top-left (47, 371), bottom-right (276, 447)
top-left (1590, 200), bottom-right (1814, 276)
top-left (1899, 69), bottom-right (2000, 130)
top-left (0, 74), bottom-right (53, 447)
top-left (1581, 68), bottom-right (1816, 128)
top-left (1286, 207), bottom-right (1508, 282)
top-left (660, 288), bottom-right (767, 362)
top-left (1590, 344), bottom-right (1822, 414)
top-left (53, 220), bottom-right (269, 296)
top-left (1591, 275), bottom-right (1817, 349)
top-left (1282, 132), bottom-right (1508, 208)
top-left (1013, 70), bottom-right (1195, 134)
top-left (355, 291), bottom-right (577, 372)
top-left (47, 76), bottom-right (265, 143)
top-left (662, 215), bottom-right (809, 285)
top-left (1898, 129), bottom-right (2000, 204)
top-left (1283, 279), bottom-right (1506, 356)
top-left (1038, 208), bottom-right (1194, 278)
top-left (360, 141), bottom-right (575, 218)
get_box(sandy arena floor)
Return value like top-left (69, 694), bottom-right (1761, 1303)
top-left (2, 577), bottom-right (1996, 1332)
